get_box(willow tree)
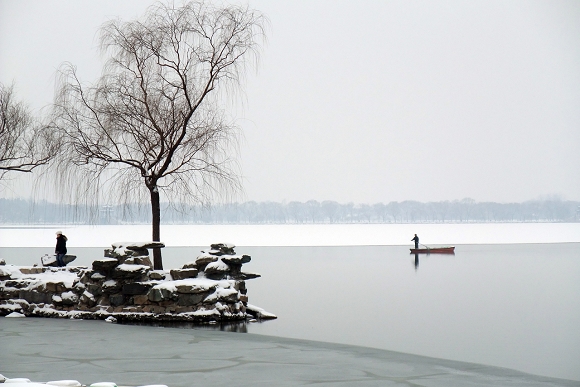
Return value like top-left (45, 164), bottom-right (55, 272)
top-left (0, 83), bottom-right (58, 180)
top-left (52, 2), bottom-right (266, 269)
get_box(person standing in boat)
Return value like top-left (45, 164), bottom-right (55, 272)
top-left (411, 234), bottom-right (419, 249)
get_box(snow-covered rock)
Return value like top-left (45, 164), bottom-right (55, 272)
top-left (0, 242), bottom-right (275, 323)
top-left (6, 311), bottom-right (26, 318)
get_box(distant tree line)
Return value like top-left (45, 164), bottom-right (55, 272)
top-left (1, 198), bottom-right (578, 224)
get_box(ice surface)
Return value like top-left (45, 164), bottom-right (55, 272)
top-left (1, 318), bottom-right (577, 387)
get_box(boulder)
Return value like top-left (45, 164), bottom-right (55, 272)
top-left (170, 268), bottom-right (199, 280)
top-left (80, 290), bottom-right (96, 307)
top-left (182, 261), bottom-right (198, 269)
top-left (59, 291), bottom-right (79, 306)
top-left (204, 287), bottom-right (239, 303)
top-left (18, 290), bottom-right (52, 304)
top-left (204, 260), bottom-right (230, 276)
top-left (194, 254), bottom-right (218, 268)
top-left (176, 293), bottom-right (206, 306)
top-left (148, 286), bottom-right (177, 302)
top-left (0, 267), bottom-right (10, 280)
top-left (122, 282), bottom-right (153, 295)
top-left (175, 282), bottom-right (216, 294)
top-left (106, 242), bottom-right (165, 261)
top-left (102, 280), bottom-right (121, 293)
top-left (112, 264), bottom-right (150, 280)
top-left (210, 243), bottom-right (236, 255)
top-left (109, 294), bottom-right (126, 307)
top-left (148, 271), bottom-right (166, 280)
top-left (124, 256), bottom-right (153, 267)
top-left (0, 258), bottom-right (6, 265)
top-left (93, 258), bottom-right (120, 273)
top-left (221, 254), bottom-right (251, 265)
top-left (41, 254), bottom-right (77, 267)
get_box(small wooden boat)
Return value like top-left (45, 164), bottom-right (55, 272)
top-left (410, 246), bottom-right (455, 254)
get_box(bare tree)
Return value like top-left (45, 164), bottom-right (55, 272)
top-left (51, 1), bottom-right (265, 269)
top-left (0, 83), bottom-right (58, 181)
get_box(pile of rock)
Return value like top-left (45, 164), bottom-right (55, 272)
top-left (0, 242), bottom-right (275, 323)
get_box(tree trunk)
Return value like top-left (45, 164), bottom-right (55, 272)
top-left (150, 187), bottom-right (163, 270)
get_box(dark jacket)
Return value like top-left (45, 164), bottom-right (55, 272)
top-left (55, 235), bottom-right (68, 254)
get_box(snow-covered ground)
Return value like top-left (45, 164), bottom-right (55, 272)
top-left (1, 222), bottom-right (579, 248)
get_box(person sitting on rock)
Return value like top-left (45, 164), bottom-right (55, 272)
top-left (55, 231), bottom-right (68, 267)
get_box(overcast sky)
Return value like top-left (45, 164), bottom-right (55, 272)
top-left (1, 0), bottom-right (579, 204)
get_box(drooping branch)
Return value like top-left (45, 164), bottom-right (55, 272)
top-left (0, 83), bottom-right (59, 180)
top-left (50, 1), bottom-right (266, 269)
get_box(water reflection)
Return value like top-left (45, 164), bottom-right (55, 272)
top-left (118, 320), bottom-right (250, 333)
top-left (414, 253), bottom-right (419, 270)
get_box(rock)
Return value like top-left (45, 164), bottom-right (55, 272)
top-left (18, 290), bottom-right (52, 304)
top-left (105, 316), bottom-right (117, 323)
top-left (204, 260), bottom-right (230, 276)
top-left (91, 272), bottom-right (106, 280)
top-left (221, 254), bottom-right (251, 265)
top-left (239, 272), bottom-right (261, 280)
top-left (147, 286), bottom-right (177, 302)
top-left (102, 280), bottom-right (121, 293)
top-left (41, 254), bottom-right (77, 267)
top-left (132, 295), bottom-right (150, 305)
top-left (0, 258), bottom-right (6, 265)
top-left (63, 255), bottom-right (77, 265)
top-left (210, 243), bottom-right (236, 255)
top-left (170, 268), bottom-right (199, 280)
top-left (0, 267), bottom-right (10, 280)
top-left (112, 264), bottom-right (150, 280)
top-left (148, 271), bottom-right (166, 280)
top-left (93, 258), bottom-right (120, 273)
top-left (80, 290), bottom-right (96, 307)
top-left (194, 254), bottom-right (219, 267)
top-left (60, 291), bottom-right (79, 306)
top-left (86, 284), bottom-right (103, 297)
top-left (106, 242), bottom-right (165, 261)
top-left (204, 287), bottom-right (239, 303)
top-left (19, 267), bottom-right (45, 274)
top-left (245, 304), bottom-right (277, 320)
top-left (123, 256), bottom-right (153, 267)
top-left (175, 282), bottom-right (216, 294)
top-left (181, 261), bottom-right (198, 269)
top-left (41, 254), bottom-right (57, 267)
top-left (0, 242), bottom-right (270, 323)
top-left (6, 311), bottom-right (26, 317)
top-left (109, 294), bottom-right (126, 307)
top-left (177, 293), bottom-right (206, 306)
top-left (125, 241), bottom-right (165, 250)
top-left (122, 282), bottom-right (153, 295)
top-left (43, 280), bottom-right (74, 293)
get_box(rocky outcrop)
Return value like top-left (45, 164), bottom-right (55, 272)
top-left (0, 242), bottom-right (275, 323)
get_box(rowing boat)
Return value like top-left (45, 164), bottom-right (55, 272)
top-left (410, 246), bottom-right (455, 254)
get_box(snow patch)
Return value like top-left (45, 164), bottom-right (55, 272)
top-left (5, 312), bottom-right (26, 318)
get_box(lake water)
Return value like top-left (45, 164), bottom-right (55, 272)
top-left (1, 224), bottom-right (579, 381)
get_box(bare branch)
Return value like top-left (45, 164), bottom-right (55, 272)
top-left (50, 1), bottom-right (265, 269)
top-left (0, 83), bottom-right (59, 181)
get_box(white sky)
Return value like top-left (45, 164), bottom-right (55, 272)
top-left (1, 0), bottom-right (579, 204)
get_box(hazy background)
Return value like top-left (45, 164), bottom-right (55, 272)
top-left (1, 0), bottom-right (579, 204)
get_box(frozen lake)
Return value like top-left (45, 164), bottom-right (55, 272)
top-left (1, 223), bottom-right (579, 381)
